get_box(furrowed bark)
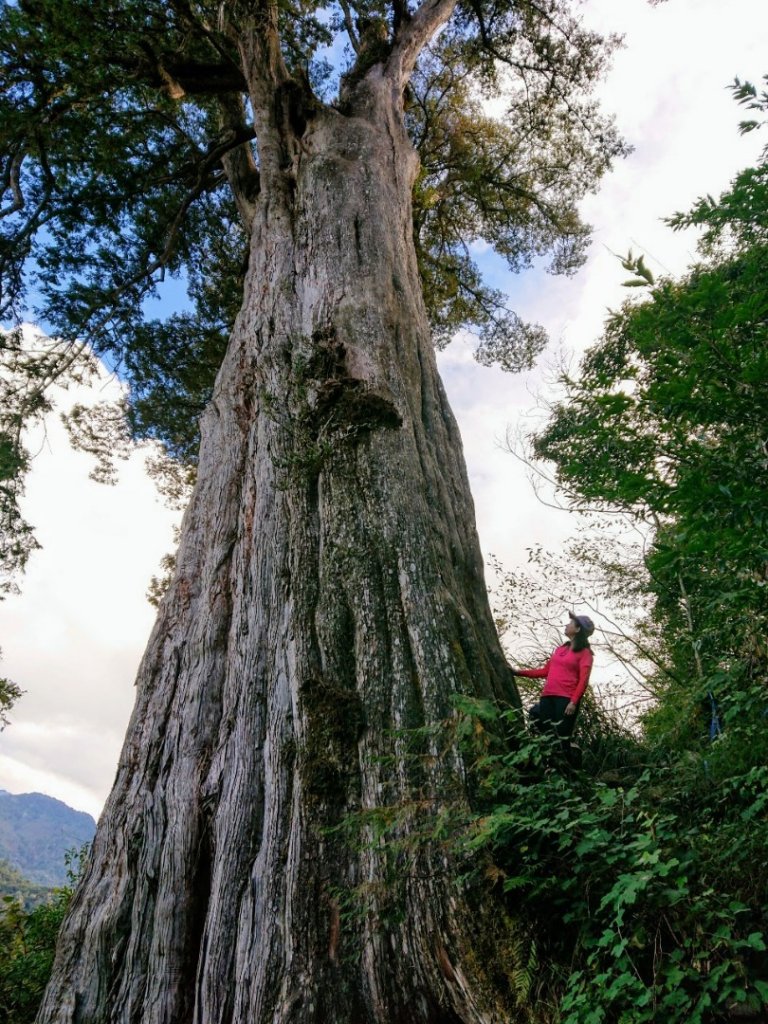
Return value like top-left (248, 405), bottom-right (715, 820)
top-left (37, 66), bottom-right (520, 1024)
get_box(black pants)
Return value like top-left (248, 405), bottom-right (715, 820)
top-left (528, 696), bottom-right (577, 739)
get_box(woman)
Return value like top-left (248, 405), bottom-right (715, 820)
top-left (511, 612), bottom-right (595, 741)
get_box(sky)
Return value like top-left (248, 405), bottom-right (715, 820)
top-left (1, 0), bottom-right (767, 820)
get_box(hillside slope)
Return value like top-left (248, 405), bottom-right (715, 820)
top-left (0, 790), bottom-right (96, 886)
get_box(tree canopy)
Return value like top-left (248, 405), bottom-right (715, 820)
top-left (0, 0), bottom-right (626, 592)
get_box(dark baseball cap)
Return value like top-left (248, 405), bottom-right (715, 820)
top-left (569, 611), bottom-right (595, 636)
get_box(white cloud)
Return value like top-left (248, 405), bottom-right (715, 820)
top-left (0, 360), bottom-right (180, 818)
top-left (0, 753), bottom-right (103, 822)
top-left (441, 0), bottom-right (768, 588)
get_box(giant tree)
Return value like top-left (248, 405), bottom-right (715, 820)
top-left (1, 0), bottom-right (624, 1019)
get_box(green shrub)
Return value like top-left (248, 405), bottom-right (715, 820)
top-left (0, 890), bottom-right (70, 1023)
top-left (0, 846), bottom-right (87, 1024)
top-left (451, 697), bottom-right (768, 1023)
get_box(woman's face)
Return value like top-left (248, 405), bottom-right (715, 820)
top-left (564, 619), bottom-right (581, 640)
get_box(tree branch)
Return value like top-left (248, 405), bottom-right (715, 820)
top-left (0, 151), bottom-right (25, 219)
top-left (392, 0), bottom-right (412, 36)
top-left (231, 0), bottom-right (299, 192)
top-left (338, 0), bottom-right (361, 54)
top-left (117, 53), bottom-right (248, 97)
top-left (386, 0), bottom-right (458, 90)
top-left (237, 0), bottom-right (290, 99)
top-left (216, 94), bottom-right (260, 233)
top-left (168, 0), bottom-right (238, 67)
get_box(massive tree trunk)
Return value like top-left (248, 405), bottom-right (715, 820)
top-left (38, 66), bottom-right (520, 1024)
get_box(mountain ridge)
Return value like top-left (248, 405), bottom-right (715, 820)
top-left (0, 789), bottom-right (96, 887)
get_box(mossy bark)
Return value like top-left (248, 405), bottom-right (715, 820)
top-left (37, 70), bottom-right (520, 1024)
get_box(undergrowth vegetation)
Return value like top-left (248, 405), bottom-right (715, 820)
top-left (0, 888), bottom-right (71, 1023)
top-left (0, 846), bottom-right (86, 1024)
top-left (447, 694), bottom-right (768, 1024)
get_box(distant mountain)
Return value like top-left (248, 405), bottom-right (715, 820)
top-left (0, 790), bottom-right (96, 887)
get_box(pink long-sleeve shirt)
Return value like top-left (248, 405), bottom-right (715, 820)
top-left (516, 644), bottom-right (593, 704)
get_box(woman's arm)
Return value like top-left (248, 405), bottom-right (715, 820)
top-left (512, 657), bottom-right (551, 680)
top-left (567, 649), bottom-right (593, 707)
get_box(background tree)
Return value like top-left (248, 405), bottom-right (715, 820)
top-left (0, 652), bottom-right (22, 729)
top-left (532, 78), bottom-right (768, 763)
top-left (2, 0), bottom-right (625, 1020)
top-left (0, 887), bottom-right (71, 1024)
top-left (435, 99), bottom-right (768, 1022)
top-left (0, 847), bottom-right (88, 1024)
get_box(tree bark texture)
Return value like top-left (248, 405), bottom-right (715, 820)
top-left (38, 71), bottom-right (520, 1024)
